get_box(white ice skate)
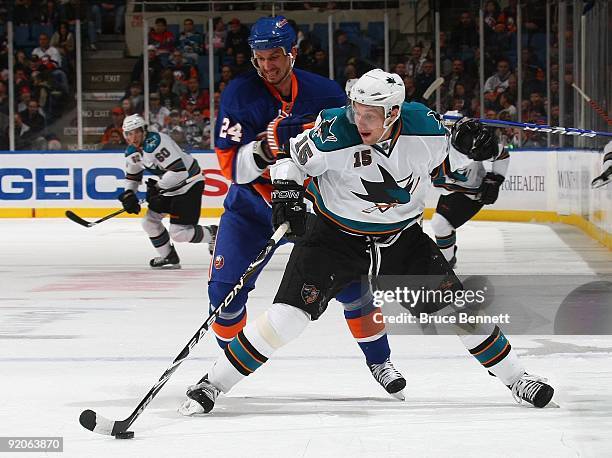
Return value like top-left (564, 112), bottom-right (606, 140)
top-left (178, 375), bottom-right (220, 416)
top-left (368, 358), bottom-right (406, 400)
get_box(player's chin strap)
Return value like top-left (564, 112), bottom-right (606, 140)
top-left (346, 103), bottom-right (400, 144)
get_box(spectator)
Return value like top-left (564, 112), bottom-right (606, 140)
top-left (50, 21), bottom-right (75, 59)
top-left (443, 59), bottom-right (475, 106)
top-left (169, 50), bottom-right (196, 83)
top-left (149, 17), bottom-right (175, 63)
top-left (45, 133), bottom-right (63, 150)
top-left (405, 45), bottom-right (425, 78)
top-left (450, 83), bottom-right (472, 115)
top-left (159, 80), bottom-right (180, 111)
top-left (523, 66), bottom-right (546, 97)
top-left (498, 92), bottom-right (517, 120)
top-left (295, 39), bottom-right (316, 72)
top-left (334, 30), bottom-right (360, 76)
top-left (123, 81), bottom-right (144, 114)
top-left (501, 0), bottom-right (518, 33)
top-left (393, 62), bottom-right (407, 79)
top-left (15, 50), bottom-right (32, 74)
top-left (484, 58), bottom-right (512, 107)
top-left (131, 45), bottom-right (164, 93)
top-left (217, 81), bottom-right (228, 94)
top-left (32, 33), bottom-right (69, 95)
top-left (205, 17), bottom-right (227, 54)
top-left (14, 0), bottom-right (40, 26)
top-left (415, 59), bottom-right (435, 98)
top-left (224, 18), bottom-right (250, 58)
top-left (483, 1), bottom-right (503, 39)
top-left (310, 49), bottom-right (329, 77)
top-left (451, 11), bottom-right (479, 63)
top-left (39, 1), bottom-right (59, 27)
top-left (101, 106), bottom-right (125, 144)
top-left (528, 91), bottom-right (546, 118)
top-left (181, 77), bottom-right (208, 111)
top-left (13, 113), bottom-right (34, 150)
top-left (149, 92), bottom-right (170, 131)
top-left (438, 31), bottom-right (453, 76)
top-left (31, 71), bottom-right (51, 112)
top-left (121, 98), bottom-right (135, 116)
top-left (231, 52), bottom-right (250, 76)
top-left (19, 100), bottom-right (45, 135)
top-left (91, 1), bottom-right (125, 35)
top-left (404, 76), bottom-right (419, 102)
top-left (0, 81), bottom-right (8, 114)
top-left (101, 128), bottom-right (127, 150)
top-left (178, 18), bottom-right (203, 63)
top-left (217, 65), bottom-right (233, 91)
top-left (162, 109), bottom-right (185, 145)
top-left (17, 86), bottom-right (33, 113)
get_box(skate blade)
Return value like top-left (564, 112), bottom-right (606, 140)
top-left (178, 399), bottom-right (205, 416)
top-left (545, 400), bottom-right (560, 408)
top-left (390, 390), bottom-right (405, 401)
top-left (151, 264), bottom-right (181, 270)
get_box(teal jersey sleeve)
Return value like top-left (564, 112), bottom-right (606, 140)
top-left (308, 108), bottom-right (362, 152)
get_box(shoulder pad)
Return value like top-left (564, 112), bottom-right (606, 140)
top-left (309, 108), bottom-right (361, 152)
top-left (125, 144), bottom-right (138, 157)
top-left (143, 132), bottom-right (161, 153)
top-left (401, 102), bottom-right (447, 136)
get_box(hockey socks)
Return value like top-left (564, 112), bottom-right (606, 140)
top-left (459, 323), bottom-right (525, 386)
top-left (208, 303), bottom-right (309, 393)
top-left (343, 300), bottom-right (390, 364)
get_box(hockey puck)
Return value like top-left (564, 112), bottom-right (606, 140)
top-left (115, 431), bottom-right (134, 440)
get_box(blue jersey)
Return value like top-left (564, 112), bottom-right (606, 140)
top-left (214, 68), bottom-right (346, 201)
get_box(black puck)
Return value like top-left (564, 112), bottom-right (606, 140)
top-left (115, 431), bottom-right (134, 440)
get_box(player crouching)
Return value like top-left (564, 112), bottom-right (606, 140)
top-left (118, 114), bottom-right (217, 268)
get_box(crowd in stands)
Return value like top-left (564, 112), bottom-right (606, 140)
top-left (1, 0), bottom-right (570, 150)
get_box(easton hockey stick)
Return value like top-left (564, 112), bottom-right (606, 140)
top-left (65, 175), bottom-right (201, 228)
top-left (442, 114), bottom-right (612, 138)
top-left (79, 222), bottom-right (290, 437)
top-left (422, 77), bottom-right (444, 100)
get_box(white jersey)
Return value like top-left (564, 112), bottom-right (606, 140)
top-left (123, 130), bottom-right (203, 196)
top-left (432, 147), bottom-right (510, 199)
top-left (272, 102), bottom-right (472, 236)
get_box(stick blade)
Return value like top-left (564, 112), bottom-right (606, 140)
top-left (65, 210), bottom-right (93, 228)
top-left (79, 409), bottom-right (116, 436)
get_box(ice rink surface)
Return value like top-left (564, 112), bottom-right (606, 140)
top-left (1, 217), bottom-right (611, 457)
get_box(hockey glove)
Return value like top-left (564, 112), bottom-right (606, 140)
top-left (478, 172), bottom-right (505, 204)
top-left (145, 178), bottom-right (164, 208)
top-left (118, 189), bottom-right (141, 214)
top-left (591, 166), bottom-right (612, 189)
top-left (451, 118), bottom-right (499, 161)
top-left (252, 134), bottom-right (275, 169)
top-left (271, 179), bottom-right (307, 238)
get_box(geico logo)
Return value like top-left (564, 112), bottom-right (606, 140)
top-left (0, 167), bottom-right (230, 201)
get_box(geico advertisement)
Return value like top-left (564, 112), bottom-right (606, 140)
top-left (0, 151), bottom-right (230, 207)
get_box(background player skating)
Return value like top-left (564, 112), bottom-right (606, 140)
top-left (430, 111), bottom-right (510, 267)
top-left (591, 140), bottom-right (612, 188)
top-left (118, 114), bottom-right (217, 269)
top-left (180, 70), bottom-right (554, 415)
top-left (190, 15), bottom-right (407, 403)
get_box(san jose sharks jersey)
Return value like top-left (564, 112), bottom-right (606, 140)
top-left (431, 146), bottom-right (510, 199)
top-left (272, 102), bottom-right (472, 236)
top-left (214, 69), bottom-right (346, 202)
top-left (124, 130), bottom-right (203, 196)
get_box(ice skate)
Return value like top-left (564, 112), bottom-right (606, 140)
top-left (509, 373), bottom-right (554, 408)
top-left (150, 245), bottom-right (181, 269)
top-left (206, 225), bottom-right (218, 255)
top-left (368, 358), bottom-right (406, 400)
top-left (178, 375), bottom-right (221, 415)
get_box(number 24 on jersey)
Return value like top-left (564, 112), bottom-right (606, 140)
top-left (220, 118), bottom-right (243, 142)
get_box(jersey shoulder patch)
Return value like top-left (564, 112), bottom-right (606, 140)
top-left (143, 132), bottom-right (162, 153)
top-left (309, 108), bottom-right (361, 152)
top-left (400, 102), bottom-right (447, 137)
top-left (125, 144), bottom-right (139, 157)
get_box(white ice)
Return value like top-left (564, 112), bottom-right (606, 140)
top-left (1, 218), bottom-right (611, 457)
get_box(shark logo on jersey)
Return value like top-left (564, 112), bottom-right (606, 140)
top-left (314, 116), bottom-right (338, 143)
top-left (427, 110), bottom-right (444, 130)
top-left (352, 164), bottom-right (421, 213)
top-left (144, 135), bottom-right (160, 151)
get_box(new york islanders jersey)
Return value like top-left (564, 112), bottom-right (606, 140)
top-left (214, 68), bottom-right (347, 202)
top-left (124, 131), bottom-right (203, 196)
top-left (273, 102), bottom-right (472, 236)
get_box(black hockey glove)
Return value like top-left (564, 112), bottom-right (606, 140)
top-left (145, 178), bottom-right (163, 207)
top-left (118, 189), bottom-right (141, 214)
top-left (478, 172), bottom-right (505, 204)
top-left (451, 118), bottom-right (499, 161)
top-left (271, 179), bottom-right (307, 238)
top-left (253, 135), bottom-right (275, 169)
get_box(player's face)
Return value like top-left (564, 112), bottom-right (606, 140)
top-left (353, 102), bottom-right (387, 145)
top-left (252, 48), bottom-right (292, 86)
top-left (125, 128), bottom-right (144, 147)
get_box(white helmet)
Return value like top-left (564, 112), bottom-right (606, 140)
top-left (122, 114), bottom-right (146, 133)
top-left (348, 69), bottom-right (405, 121)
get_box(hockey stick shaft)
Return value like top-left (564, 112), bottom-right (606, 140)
top-left (66, 175), bottom-right (201, 228)
top-left (79, 222), bottom-right (290, 436)
top-left (442, 114), bottom-right (612, 138)
top-left (571, 83), bottom-right (612, 126)
top-left (423, 77), bottom-right (444, 100)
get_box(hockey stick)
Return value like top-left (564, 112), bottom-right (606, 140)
top-left (571, 83), bottom-right (612, 126)
top-left (65, 175), bottom-right (201, 228)
top-left (422, 77), bottom-right (444, 100)
top-left (442, 114), bottom-right (612, 138)
top-left (79, 222), bottom-right (290, 437)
